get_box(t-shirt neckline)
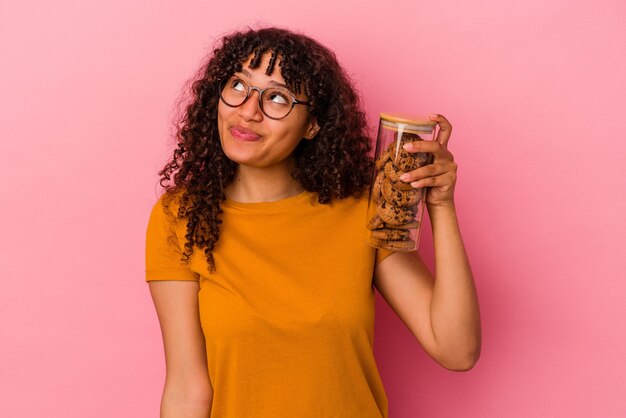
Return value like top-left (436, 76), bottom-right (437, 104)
top-left (222, 189), bottom-right (313, 211)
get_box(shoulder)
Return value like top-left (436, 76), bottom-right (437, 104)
top-left (147, 189), bottom-right (190, 235)
top-left (154, 188), bottom-right (188, 216)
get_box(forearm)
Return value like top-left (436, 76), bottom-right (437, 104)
top-left (161, 388), bottom-right (212, 418)
top-left (427, 201), bottom-right (481, 369)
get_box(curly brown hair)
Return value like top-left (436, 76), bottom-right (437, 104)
top-left (157, 26), bottom-right (376, 274)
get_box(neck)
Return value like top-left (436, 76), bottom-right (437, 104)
top-left (224, 161), bottom-right (303, 203)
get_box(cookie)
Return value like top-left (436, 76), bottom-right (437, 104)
top-left (387, 219), bottom-right (420, 229)
top-left (383, 161), bottom-right (414, 190)
top-left (372, 170), bottom-right (385, 203)
top-left (372, 237), bottom-right (416, 251)
top-left (391, 131), bottom-right (432, 170)
top-left (367, 214), bottom-right (384, 231)
top-left (376, 199), bottom-right (416, 226)
top-left (415, 151), bottom-right (432, 167)
top-left (384, 141), bottom-right (415, 172)
top-left (393, 146), bottom-right (417, 172)
top-left (381, 178), bottom-right (421, 207)
top-left (375, 147), bottom-right (390, 170)
top-left (393, 132), bottom-right (422, 142)
top-left (385, 140), bottom-right (401, 154)
top-left (372, 228), bottom-right (410, 240)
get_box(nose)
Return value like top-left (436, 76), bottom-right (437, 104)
top-left (238, 88), bottom-right (263, 121)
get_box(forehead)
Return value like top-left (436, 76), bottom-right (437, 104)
top-left (237, 67), bottom-right (285, 85)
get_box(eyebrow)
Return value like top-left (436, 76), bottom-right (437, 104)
top-left (239, 68), bottom-right (291, 90)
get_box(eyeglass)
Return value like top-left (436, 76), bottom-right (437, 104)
top-left (218, 75), bottom-right (311, 120)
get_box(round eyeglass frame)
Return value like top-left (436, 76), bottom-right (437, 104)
top-left (218, 76), bottom-right (311, 120)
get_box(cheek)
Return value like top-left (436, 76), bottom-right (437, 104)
top-left (272, 124), bottom-right (303, 150)
top-left (217, 102), bottom-right (226, 127)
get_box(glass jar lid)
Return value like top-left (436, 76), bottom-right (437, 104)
top-left (380, 112), bottom-right (437, 134)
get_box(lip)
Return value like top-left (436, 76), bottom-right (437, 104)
top-left (231, 125), bottom-right (262, 141)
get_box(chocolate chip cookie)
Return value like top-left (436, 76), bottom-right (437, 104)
top-left (383, 161), bottom-right (414, 190)
top-left (372, 237), bottom-right (416, 251)
top-left (381, 177), bottom-right (421, 206)
top-left (372, 228), bottom-right (410, 240)
top-left (372, 170), bottom-right (385, 203)
top-left (376, 199), bottom-right (416, 226)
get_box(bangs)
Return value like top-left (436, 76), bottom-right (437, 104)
top-left (237, 47), bottom-right (308, 96)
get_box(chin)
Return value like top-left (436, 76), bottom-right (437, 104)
top-left (221, 145), bottom-right (262, 167)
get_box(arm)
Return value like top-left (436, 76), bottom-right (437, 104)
top-left (373, 113), bottom-right (481, 371)
top-left (374, 201), bottom-right (481, 371)
top-left (149, 280), bottom-right (213, 417)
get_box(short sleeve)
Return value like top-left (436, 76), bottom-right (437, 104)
top-left (375, 247), bottom-right (396, 266)
top-left (145, 196), bottom-right (199, 282)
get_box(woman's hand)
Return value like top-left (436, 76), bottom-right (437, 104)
top-left (399, 113), bottom-right (457, 208)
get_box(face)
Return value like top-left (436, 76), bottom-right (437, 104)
top-left (217, 52), bottom-right (320, 169)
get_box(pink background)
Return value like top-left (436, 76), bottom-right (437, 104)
top-left (1, 0), bottom-right (625, 417)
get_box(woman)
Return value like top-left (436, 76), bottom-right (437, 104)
top-left (145, 26), bottom-right (481, 418)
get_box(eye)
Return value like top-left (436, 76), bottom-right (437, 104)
top-left (265, 90), bottom-right (290, 105)
top-left (230, 78), bottom-right (247, 92)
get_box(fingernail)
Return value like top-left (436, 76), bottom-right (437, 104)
top-left (400, 174), bottom-right (410, 181)
top-left (429, 113), bottom-right (438, 119)
top-left (402, 143), bottom-right (411, 150)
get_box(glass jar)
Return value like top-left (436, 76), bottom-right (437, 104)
top-left (366, 112), bottom-right (437, 252)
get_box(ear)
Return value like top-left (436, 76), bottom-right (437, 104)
top-left (304, 117), bottom-right (321, 140)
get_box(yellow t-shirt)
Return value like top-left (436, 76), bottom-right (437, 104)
top-left (145, 189), bottom-right (395, 418)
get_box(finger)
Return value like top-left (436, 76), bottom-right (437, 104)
top-left (429, 113), bottom-right (452, 147)
top-left (402, 141), bottom-right (454, 164)
top-left (409, 171), bottom-right (456, 189)
top-left (399, 162), bottom-right (450, 183)
top-left (402, 139), bottom-right (442, 153)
